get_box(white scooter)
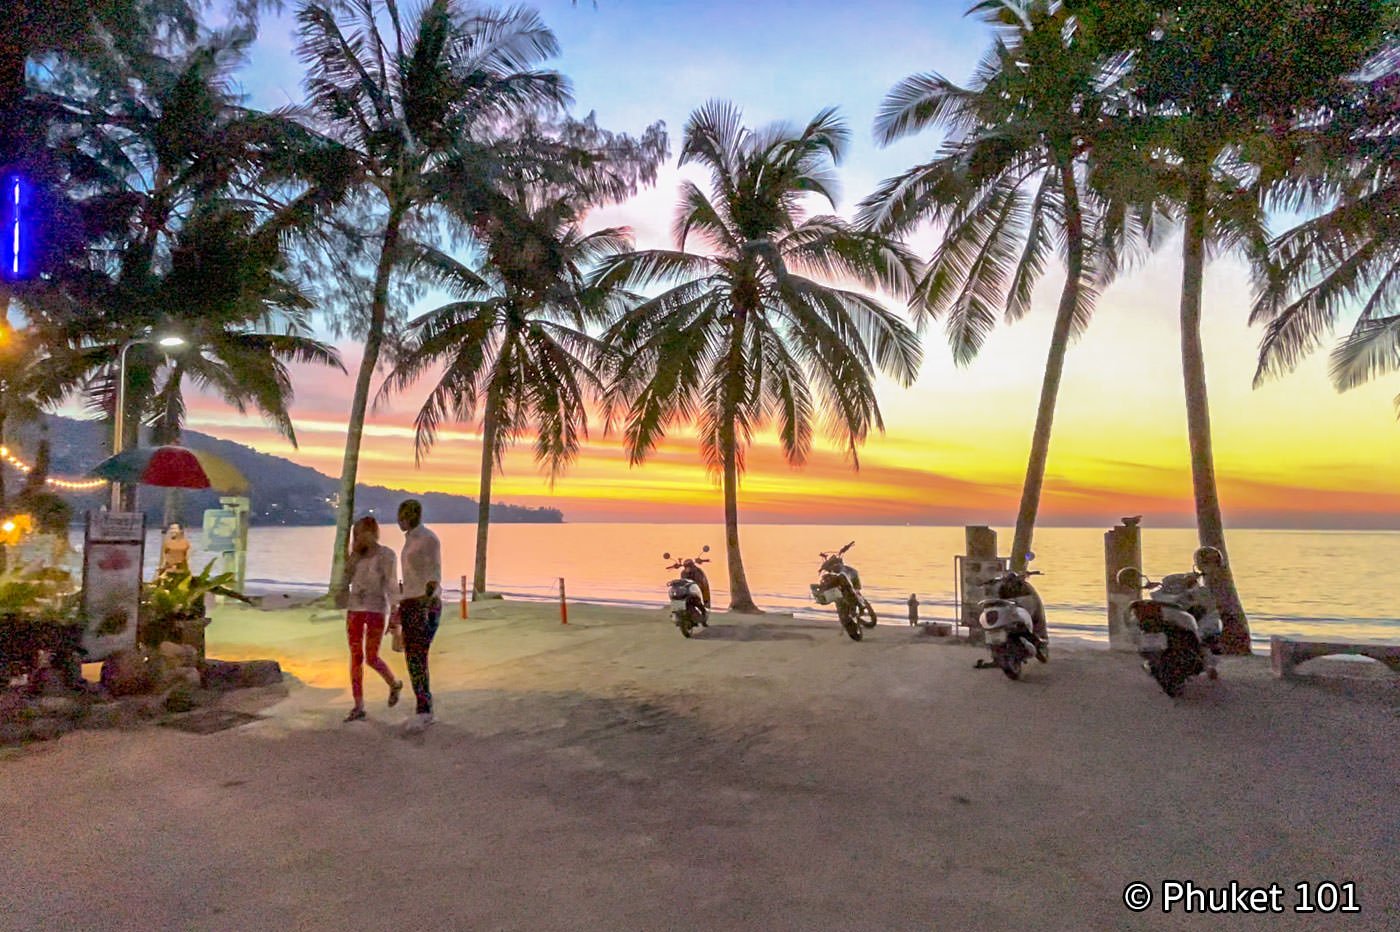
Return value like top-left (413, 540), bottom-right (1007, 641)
top-left (976, 553), bottom-right (1048, 679)
top-left (1117, 546), bottom-right (1224, 697)
top-left (664, 546), bottom-right (711, 638)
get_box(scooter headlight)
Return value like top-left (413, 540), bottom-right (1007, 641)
top-left (980, 609), bottom-right (999, 629)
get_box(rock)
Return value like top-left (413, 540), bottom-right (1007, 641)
top-left (0, 690), bottom-right (29, 724)
top-left (0, 722), bottom-right (28, 744)
top-left (201, 660), bottom-right (240, 691)
top-left (28, 717), bottom-right (67, 741)
top-left (127, 695), bottom-right (166, 719)
top-left (35, 696), bottom-right (81, 719)
top-left (28, 666), bottom-right (67, 697)
top-left (238, 660), bottom-right (283, 688)
top-left (202, 659), bottom-right (282, 690)
top-left (101, 649), bottom-right (152, 697)
top-left (82, 702), bottom-right (126, 730)
top-left (163, 683), bottom-right (197, 713)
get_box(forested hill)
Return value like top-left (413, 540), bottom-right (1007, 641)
top-left (9, 416), bottom-right (564, 527)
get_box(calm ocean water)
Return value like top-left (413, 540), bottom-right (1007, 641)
top-left (105, 523), bottom-right (1400, 648)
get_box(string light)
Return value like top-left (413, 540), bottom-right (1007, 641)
top-left (0, 445), bottom-right (108, 490)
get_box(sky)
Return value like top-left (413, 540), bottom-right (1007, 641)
top-left (162, 0), bottom-right (1400, 529)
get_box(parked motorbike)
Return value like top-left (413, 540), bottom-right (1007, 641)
top-left (976, 556), bottom-right (1049, 679)
top-left (664, 546), bottom-right (712, 638)
top-left (809, 541), bottom-right (877, 641)
top-left (1117, 546), bottom-right (1224, 697)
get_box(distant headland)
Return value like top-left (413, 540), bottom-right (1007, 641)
top-left (12, 416), bottom-right (564, 527)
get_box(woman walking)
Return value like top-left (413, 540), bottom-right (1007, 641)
top-left (344, 515), bottom-right (404, 722)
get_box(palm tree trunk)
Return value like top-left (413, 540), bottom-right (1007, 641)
top-left (328, 205), bottom-right (406, 601)
top-left (1010, 164), bottom-right (1085, 573)
top-left (472, 384), bottom-right (501, 599)
top-left (1180, 171), bottom-right (1251, 654)
top-left (721, 310), bottom-right (759, 613)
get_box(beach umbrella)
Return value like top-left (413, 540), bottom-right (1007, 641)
top-left (88, 445), bottom-right (249, 493)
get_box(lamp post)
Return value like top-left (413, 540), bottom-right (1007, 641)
top-left (110, 332), bottom-right (186, 511)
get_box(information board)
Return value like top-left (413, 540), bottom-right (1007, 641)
top-left (81, 511), bottom-right (146, 662)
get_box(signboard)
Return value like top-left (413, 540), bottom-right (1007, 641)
top-left (202, 509), bottom-right (239, 553)
top-left (205, 496), bottom-right (250, 591)
top-left (80, 510), bottom-right (146, 662)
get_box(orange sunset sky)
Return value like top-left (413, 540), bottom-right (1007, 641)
top-left (142, 2), bottom-right (1400, 528)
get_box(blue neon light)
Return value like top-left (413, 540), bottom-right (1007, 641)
top-left (1, 174), bottom-right (33, 281)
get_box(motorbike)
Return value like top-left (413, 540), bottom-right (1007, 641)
top-left (976, 554), bottom-right (1049, 680)
top-left (1117, 546), bottom-right (1224, 697)
top-left (809, 541), bottom-right (877, 641)
top-left (663, 546), bottom-right (712, 638)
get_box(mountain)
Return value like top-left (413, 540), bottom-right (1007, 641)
top-left (8, 416), bottom-right (564, 527)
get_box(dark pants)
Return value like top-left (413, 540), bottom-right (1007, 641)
top-left (400, 597), bottom-right (441, 715)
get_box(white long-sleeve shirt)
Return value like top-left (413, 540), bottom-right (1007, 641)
top-left (400, 524), bottom-right (442, 600)
top-left (346, 544), bottom-right (398, 615)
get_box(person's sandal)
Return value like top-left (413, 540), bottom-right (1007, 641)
top-left (345, 708), bottom-right (367, 722)
top-left (388, 681), bottom-right (404, 708)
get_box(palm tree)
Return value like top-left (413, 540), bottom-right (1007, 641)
top-left (295, 0), bottom-right (570, 600)
top-left (382, 186), bottom-right (633, 598)
top-left (595, 102), bottom-right (922, 612)
top-left (861, 0), bottom-right (1158, 573)
top-left (1251, 47), bottom-right (1400, 407)
top-left (10, 31), bottom-right (345, 522)
top-left (1069, 0), bottom-right (1392, 653)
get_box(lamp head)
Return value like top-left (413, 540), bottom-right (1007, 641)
top-left (157, 336), bottom-right (186, 348)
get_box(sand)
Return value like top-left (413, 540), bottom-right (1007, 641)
top-left (1, 599), bottom-right (1396, 931)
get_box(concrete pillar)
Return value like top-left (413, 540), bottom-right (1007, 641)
top-left (1105, 517), bottom-right (1143, 652)
top-left (960, 526), bottom-right (1005, 645)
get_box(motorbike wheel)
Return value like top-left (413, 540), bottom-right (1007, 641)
top-left (839, 606), bottom-right (863, 641)
top-left (1150, 652), bottom-right (1191, 697)
top-left (995, 644), bottom-right (1023, 680)
top-left (859, 600), bottom-right (877, 628)
top-left (676, 613), bottom-right (694, 639)
top-left (688, 603), bottom-right (707, 629)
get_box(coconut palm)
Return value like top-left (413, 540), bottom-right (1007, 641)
top-left (25, 34), bottom-right (342, 494)
top-left (382, 184), bottom-right (633, 598)
top-left (861, 0), bottom-right (1160, 574)
top-left (295, 0), bottom-right (571, 600)
top-left (595, 102), bottom-right (922, 612)
top-left (1251, 48), bottom-right (1400, 408)
top-left (1065, 0), bottom-right (1394, 653)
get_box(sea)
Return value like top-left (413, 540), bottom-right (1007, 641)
top-left (93, 523), bottom-right (1400, 650)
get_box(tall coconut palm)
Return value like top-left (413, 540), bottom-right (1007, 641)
top-left (1070, 0), bottom-right (1393, 653)
top-left (26, 32), bottom-right (342, 506)
top-left (1252, 46), bottom-right (1400, 407)
top-left (861, 0), bottom-right (1159, 573)
top-left (295, 0), bottom-right (570, 599)
top-left (595, 102), bottom-right (922, 612)
top-left (381, 185), bottom-right (633, 598)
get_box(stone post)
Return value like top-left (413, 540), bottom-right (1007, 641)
top-left (960, 526), bottom-right (1004, 645)
top-left (1105, 517), bottom-right (1143, 652)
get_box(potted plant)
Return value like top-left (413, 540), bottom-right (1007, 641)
top-left (141, 561), bottom-right (251, 661)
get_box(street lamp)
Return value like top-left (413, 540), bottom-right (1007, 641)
top-left (110, 331), bottom-right (187, 511)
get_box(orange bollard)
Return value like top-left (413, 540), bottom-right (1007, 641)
top-left (460, 574), bottom-right (468, 619)
top-left (559, 577), bottom-right (568, 625)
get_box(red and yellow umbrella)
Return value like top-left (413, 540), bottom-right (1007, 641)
top-left (88, 445), bottom-right (249, 493)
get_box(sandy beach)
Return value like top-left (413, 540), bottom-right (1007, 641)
top-left (1, 599), bottom-right (1395, 931)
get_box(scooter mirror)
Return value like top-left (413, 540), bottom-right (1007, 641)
top-left (702, 545), bottom-right (710, 553)
top-left (662, 552), bottom-right (671, 560)
top-left (1116, 567), bottom-right (1143, 589)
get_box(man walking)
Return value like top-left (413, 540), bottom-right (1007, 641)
top-left (392, 499), bottom-right (442, 729)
